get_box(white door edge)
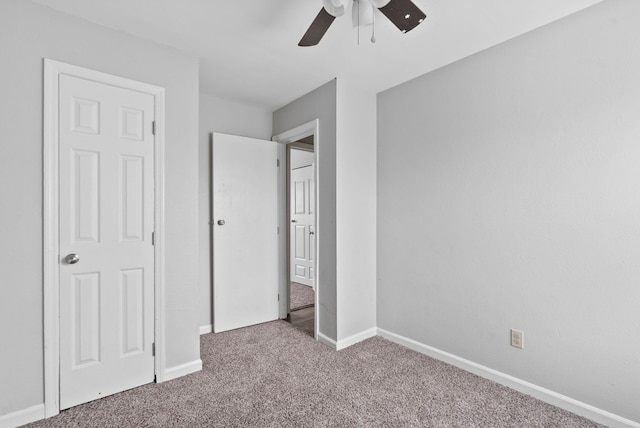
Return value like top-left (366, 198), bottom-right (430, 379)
top-left (272, 119), bottom-right (320, 341)
top-left (43, 59), bottom-right (166, 417)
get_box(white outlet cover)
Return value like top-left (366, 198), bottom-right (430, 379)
top-left (511, 329), bottom-right (524, 349)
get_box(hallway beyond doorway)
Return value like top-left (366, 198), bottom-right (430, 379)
top-left (286, 306), bottom-right (314, 338)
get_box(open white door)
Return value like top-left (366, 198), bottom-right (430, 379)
top-left (212, 133), bottom-right (279, 333)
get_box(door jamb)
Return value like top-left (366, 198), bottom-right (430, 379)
top-left (272, 120), bottom-right (319, 340)
top-left (43, 59), bottom-right (166, 417)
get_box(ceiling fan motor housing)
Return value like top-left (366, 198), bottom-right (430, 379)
top-left (369, 0), bottom-right (391, 8)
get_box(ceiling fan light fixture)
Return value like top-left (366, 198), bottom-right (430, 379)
top-left (322, 0), bottom-right (346, 17)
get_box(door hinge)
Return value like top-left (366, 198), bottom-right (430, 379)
top-left (278, 294), bottom-right (280, 302)
top-left (277, 159), bottom-right (280, 167)
top-left (277, 226), bottom-right (279, 235)
top-left (152, 231), bottom-right (155, 246)
top-left (152, 342), bottom-right (156, 356)
top-left (152, 121), bottom-right (156, 136)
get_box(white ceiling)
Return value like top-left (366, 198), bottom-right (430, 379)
top-left (33, 0), bottom-right (602, 110)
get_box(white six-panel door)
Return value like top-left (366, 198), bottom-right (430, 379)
top-left (58, 74), bottom-right (155, 409)
top-left (212, 133), bottom-right (279, 333)
top-left (290, 165), bottom-right (315, 288)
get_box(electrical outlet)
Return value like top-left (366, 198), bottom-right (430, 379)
top-left (511, 329), bottom-right (524, 349)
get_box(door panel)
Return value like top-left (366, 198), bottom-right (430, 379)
top-left (120, 268), bottom-right (145, 355)
top-left (71, 273), bottom-right (101, 368)
top-left (212, 133), bottom-right (279, 333)
top-left (294, 181), bottom-right (305, 213)
top-left (295, 225), bottom-right (306, 259)
top-left (120, 156), bottom-right (145, 241)
top-left (289, 163), bottom-right (315, 288)
top-left (59, 75), bottom-right (155, 409)
top-left (72, 150), bottom-right (100, 242)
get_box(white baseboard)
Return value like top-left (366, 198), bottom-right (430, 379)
top-left (2, 361), bottom-right (204, 427)
top-left (336, 327), bottom-right (377, 351)
top-left (160, 359), bottom-right (203, 383)
top-left (199, 325), bottom-right (212, 335)
top-left (0, 404), bottom-right (45, 428)
top-left (377, 328), bottom-right (639, 428)
top-left (317, 332), bottom-right (337, 350)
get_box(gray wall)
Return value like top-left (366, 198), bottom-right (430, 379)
top-left (199, 93), bottom-right (273, 329)
top-left (273, 80), bottom-right (338, 340)
top-left (335, 80), bottom-right (377, 342)
top-left (0, 0), bottom-right (200, 416)
top-left (377, 0), bottom-right (640, 421)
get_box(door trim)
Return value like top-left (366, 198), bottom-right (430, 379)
top-left (43, 59), bottom-right (166, 417)
top-left (272, 119), bottom-right (319, 340)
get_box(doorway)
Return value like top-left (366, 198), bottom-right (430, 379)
top-left (43, 59), bottom-right (166, 417)
top-left (287, 140), bottom-right (315, 337)
top-left (272, 120), bottom-right (320, 339)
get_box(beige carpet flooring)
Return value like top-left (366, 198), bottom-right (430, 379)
top-left (290, 281), bottom-right (314, 311)
top-left (25, 321), bottom-right (603, 427)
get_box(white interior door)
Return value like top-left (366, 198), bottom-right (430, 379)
top-left (290, 164), bottom-right (315, 288)
top-left (59, 75), bottom-right (155, 409)
top-left (213, 133), bottom-right (279, 333)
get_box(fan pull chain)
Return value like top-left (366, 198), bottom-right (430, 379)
top-left (371, 4), bottom-right (376, 43)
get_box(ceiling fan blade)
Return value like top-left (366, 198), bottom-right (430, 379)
top-left (377, 0), bottom-right (426, 34)
top-left (298, 8), bottom-right (336, 46)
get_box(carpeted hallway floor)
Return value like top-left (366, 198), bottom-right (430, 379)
top-left (25, 321), bottom-right (603, 427)
top-left (290, 281), bottom-right (314, 311)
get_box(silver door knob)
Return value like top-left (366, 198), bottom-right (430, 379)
top-left (217, 220), bottom-right (225, 226)
top-left (291, 219), bottom-right (297, 223)
top-left (64, 253), bottom-right (80, 264)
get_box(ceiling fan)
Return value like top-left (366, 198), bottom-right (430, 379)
top-left (299, 0), bottom-right (426, 47)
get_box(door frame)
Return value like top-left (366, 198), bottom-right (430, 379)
top-left (43, 59), bottom-right (166, 417)
top-left (272, 120), bottom-right (319, 340)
